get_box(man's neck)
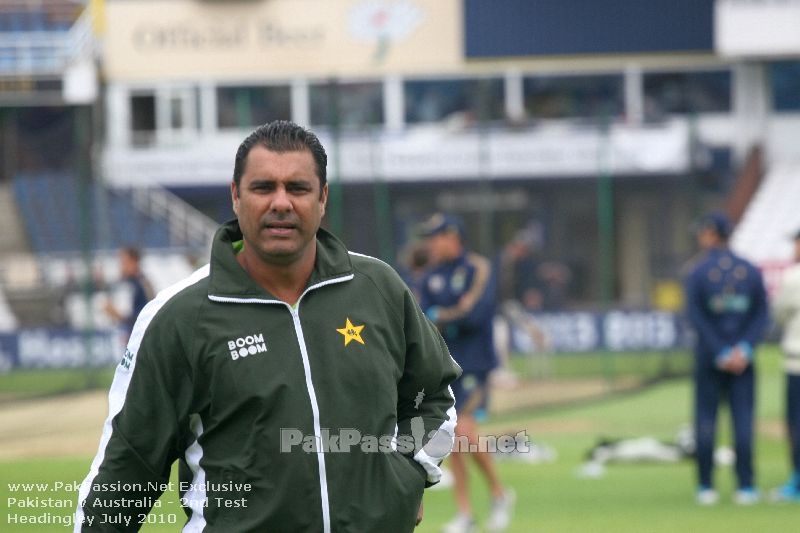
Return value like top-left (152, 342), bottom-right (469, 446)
top-left (236, 248), bottom-right (316, 306)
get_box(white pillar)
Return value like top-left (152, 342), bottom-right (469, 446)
top-left (732, 62), bottom-right (768, 165)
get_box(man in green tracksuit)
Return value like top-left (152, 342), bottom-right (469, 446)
top-left (75, 120), bottom-right (461, 532)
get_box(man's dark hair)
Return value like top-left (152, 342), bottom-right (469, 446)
top-left (121, 245), bottom-right (142, 262)
top-left (232, 120), bottom-right (328, 194)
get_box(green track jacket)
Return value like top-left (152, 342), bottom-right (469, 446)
top-left (75, 220), bottom-right (460, 532)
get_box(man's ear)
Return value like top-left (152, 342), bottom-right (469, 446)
top-left (320, 183), bottom-right (329, 216)
top-left (231, 181), bottom-right (239, 216)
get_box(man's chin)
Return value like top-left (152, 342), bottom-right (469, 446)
top-left (259, 246), bottom-right (303, 265)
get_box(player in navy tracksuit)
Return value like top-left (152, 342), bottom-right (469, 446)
top-left (683, 212), bottom-right (770, 505)
top-left (418, 213), bottom-right (515, 533)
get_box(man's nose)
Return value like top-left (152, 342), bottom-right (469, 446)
top-left (271, 187), bottom-right (293, 211)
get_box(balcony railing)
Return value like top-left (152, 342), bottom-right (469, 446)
top-left (0, 3), bottom-right (94, 76)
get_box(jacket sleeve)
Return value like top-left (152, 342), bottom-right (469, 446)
top-left (435, 253), bottom-right (496, 329)
top-left (742, 267), bottom-right (770, 347)
top-left (395, 287), bottom-right (461, 487)
top-left (75, 299), bottom-right (194, 532)
top-left (684, 268), bottom-right (727, 356)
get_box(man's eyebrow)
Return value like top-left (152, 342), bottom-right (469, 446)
top-left (248, 177), bottom-right (314, 187)
top-left (246, 178), bottom-right (274, 187)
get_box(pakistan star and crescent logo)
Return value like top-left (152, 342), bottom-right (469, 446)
top-left (337, 318), bottom-right (366, 346)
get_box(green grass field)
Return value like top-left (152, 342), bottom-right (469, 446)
top-left (2, 346), bottom-right (797, 531)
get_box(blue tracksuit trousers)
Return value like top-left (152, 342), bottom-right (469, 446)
top-left (694, 361), bottom-right (755, 489)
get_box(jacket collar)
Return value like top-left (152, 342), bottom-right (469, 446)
top-left (207, 219), bottom-right (354, 301)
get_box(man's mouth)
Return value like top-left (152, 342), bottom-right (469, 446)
top-left (264, 222), bottom-right (296, 236)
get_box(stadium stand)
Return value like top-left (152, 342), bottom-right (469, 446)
top-left (0, 1), bottom-right (84, 33)
top-left (12, 173), bottom-right (172, 253)
top-left (0, 287), bottom-right (18, 332)
top-left (5, 171), bottom-right (210, 328)
top-left (731, 160), bottom-right (800, 263)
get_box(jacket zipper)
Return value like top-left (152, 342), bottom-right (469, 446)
top-left (208, 274), bottom-right (352, 533)
top-left (289, 305), bottom-right (332, 533)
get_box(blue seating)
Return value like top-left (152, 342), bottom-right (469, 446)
top-left (0, 2), bottom-right (82, 34)
top-left (13, 173), bottom-right (173, 253)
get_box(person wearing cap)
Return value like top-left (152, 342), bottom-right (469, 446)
top-left (770, 229), bottom-right (800, 502)
top-left (683, 211), bottom-right (770, 506)
top-left (418, 213), bottom-right (515, 533)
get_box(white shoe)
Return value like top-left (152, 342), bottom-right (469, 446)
top-left (486, 488), bottom-right (516, 532)
top-left (442, 513), bottom-right (477, 533)
top-left (696, 488), bottom-right (719, 506)
top-left (733, 488), bottom-right (760, 505)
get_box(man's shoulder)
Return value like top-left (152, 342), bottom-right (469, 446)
top-left (680, 251), bottom-right (714, 286)
top-left (464, 251), bottom-right (491, 271)
top-left (728, 252), bottom-right (764, 280)
top-left (348, 251), bottom-right (405, 285)
top-left (144, 265), bottom-right (211, 323)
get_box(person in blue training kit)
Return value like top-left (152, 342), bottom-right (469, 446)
top-left (418, 213), bottom-right (515, 533)
top-left (770, 229), bottom-right (800, 502)
top-left (683, 211), bottom-right (770, 505)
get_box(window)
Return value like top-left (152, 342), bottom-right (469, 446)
top-left (216, 85), bottom-right (291, 129)
top-left (309, 81), bottom-right (383, 129)
top-left (404, 77), bottom-right (504, 124)
top-left (523, 74), bottom-right (624, 120)
top-left (130, 93), bottom-right (156, 146)
top-left (129, 87), bottom-right (199, 147)
top-left (643, 70), bottom-right (731, 117)
top-left (770, 61), bottom-right (800, 112)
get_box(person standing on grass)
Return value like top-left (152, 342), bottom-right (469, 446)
top-left (683, 211), bottom-right (769, 506)
top-left (770, 229), bottom-right (800, 502)
top-left (103, 245), bottom-right (154, 342)
top-left (75, 120), bottom-right (460, 532)
top-left (418, 213), bottom-right (515, 533)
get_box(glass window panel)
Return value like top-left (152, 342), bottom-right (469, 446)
top-left (643, 70), bottom-right (731, 116)
top-left (130, 94), bottom-right (155, 132)
top-left (170, 95), bottom-right (183, 130)
top-left (403, 77), bottom-right (504, 124)
top-left (216, 85), bottom-right (291, 129)
top-left (523, 74), bottom-right (624, 120)
top-left (770, 61), bottom-right (800, 112)
top-left (309, 81), bottom-right (384, 129)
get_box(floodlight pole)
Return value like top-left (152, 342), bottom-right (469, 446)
top-left (327, 78), bottom-right (344, 237)
top-left (75, 103), bottom-right (96, 382)
top-left (597, 112), bottom-right (616, 388)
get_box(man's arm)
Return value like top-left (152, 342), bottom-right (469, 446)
top-left (396, 289), bottom-right (461, 486)
top-left (742, 267), bottom-right (770, 348)
top-left (75, 302), bottom-right (193, 531)
top-left (684, 270), bottom-right (727, 356)
top-left (432, 253), bottom-right (496, 329)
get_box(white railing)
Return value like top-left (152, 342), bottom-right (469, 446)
top-left (0, 4), bottom-right (94, 76)
top-left (131, 186), bottom-right (219, 252)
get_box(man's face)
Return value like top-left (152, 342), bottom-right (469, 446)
top-left (696, 227), bottom-right (720, 250)
top-left (119, 251), bottom-right (138, 277)
top-left (426, 231), bottom-right (460, 264)
top-left (231, 145), bottom-right (327, 267)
